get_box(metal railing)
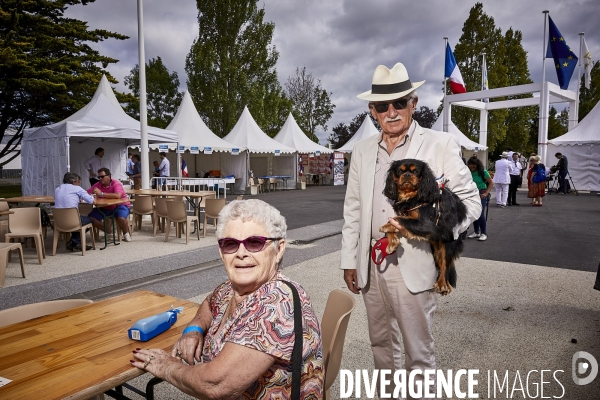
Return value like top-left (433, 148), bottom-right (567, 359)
top-left (149, 177), bottom-right (230, 198)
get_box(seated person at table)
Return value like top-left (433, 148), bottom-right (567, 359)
top-left (87, 167), bottom-right (132, 242)
top-left (55, 172), bottom-right (94, 251)
top-left (132, 199), bottom-right (323, 399)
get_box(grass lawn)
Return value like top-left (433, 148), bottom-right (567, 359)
top-left (0, 184), bottom-right (22, 198)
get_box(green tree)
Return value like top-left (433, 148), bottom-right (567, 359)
top-left (0, 0), bottom-right (128, 166)
top-left (500, 28), bottom-right (537, 154)
top-left (578, 61), bottom-right (600, 121)
top-left (123, 57), bottom-right (183, 129)
top-left (548, 106), bottom-right (569, 140)
top-left (451, 2), bottom-right (509, 152)
top-left (413, 106), bottom-right (437, 129)
top-left (185, 0), bottom-right (289, 137)
top-left (285, 67), bottom-right (335, 143)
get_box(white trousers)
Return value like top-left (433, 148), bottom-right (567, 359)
top-left (495, 182), bottom-right (509, 205)
top-left (362, 257), bottom-right (437, 399)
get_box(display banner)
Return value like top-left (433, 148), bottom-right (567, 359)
top-left (334, 152), bottom-right (345, 186)
top-left (178, 145), bottom-right (185, 152)
top-left (274, 150), bottom-right (281, 156)
top-left (204, 147), bottom-right (213, 155)
top-left (158, 144), bottom-right (169, 152)
top-left (190, 146), bottom-right (200, 154)
top-left (232, 148), bottom-right (240, 155)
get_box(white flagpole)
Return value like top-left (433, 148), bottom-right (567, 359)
top-left (137, 0), bottom-right (150, 189)
top-left (443, 37), bottom-right (449, 133)
top-left (575, 32), bottom-right (584, 126)
top-left (539, 11), bottom-right (550, 163)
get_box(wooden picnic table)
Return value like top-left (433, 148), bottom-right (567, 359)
top-left (0, 290), bottom-right (199, 400)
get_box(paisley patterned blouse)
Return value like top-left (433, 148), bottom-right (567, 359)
top-left (202, 272), bottom-right (323, 399)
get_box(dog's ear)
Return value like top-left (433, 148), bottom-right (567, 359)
top-left (417, 162), bottom-right (439, 202)
top-left (383, 166), bottom-right (399, 201)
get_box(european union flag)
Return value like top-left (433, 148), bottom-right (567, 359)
top-left (546, 16), bottom-right (578, 90)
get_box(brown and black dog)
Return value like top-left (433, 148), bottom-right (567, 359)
top-left (380, 159), bottom-right (467, 295)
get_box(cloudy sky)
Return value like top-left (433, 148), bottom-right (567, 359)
top-left (66, 0), bottom-right (600, 144)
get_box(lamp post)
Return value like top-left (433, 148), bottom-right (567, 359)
top-left (137, 0), bottom-right (150, 189)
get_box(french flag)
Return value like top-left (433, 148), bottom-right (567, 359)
top-left (445, 43), bottom-right (467, 94)
top-left (181, 158), bottom-right (189, 177)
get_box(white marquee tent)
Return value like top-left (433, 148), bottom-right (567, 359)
top-left (432, 113), bottom-right (488, 152)
top-left (548, 100), bottom-right (600, 191)
top-left (223, 106), bottom-right (296, 188)
top-left (146, 91), bottom-right (246, 192)
top-left (337, 117), bottom-right (379, 153)
top-left (21, 75), bottom-right (178, 195)
top-left (274, 113), bottom-right (332, 154)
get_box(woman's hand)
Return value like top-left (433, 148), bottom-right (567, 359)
top-left (480, 192), bottom-right (488, 199)
top-left (171, 331), bottom-right (204, 365)
top-left (131, 348), bottom-right (178, 379)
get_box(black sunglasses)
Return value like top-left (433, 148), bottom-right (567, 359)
top-left (97, 175), bottom-right (108, 178)
top-left (218, 236), bottom-right (282, 254)
top-left (372, 98), bottom-right (410, 113)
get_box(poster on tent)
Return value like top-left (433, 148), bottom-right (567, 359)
top-left (159, 144), bottom-right (169, 153)
top-left (190, 146), bottom-right (199, 154)
top-left (333, 152), bottom-right (344, 185)
top-left (308, 153), bottom-right (329, 174)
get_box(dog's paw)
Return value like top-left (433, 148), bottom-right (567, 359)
top-left (380, 222), bottom-right (399, 234)
top-left (386, 233), bottom-right (401, 254)
top-left (434, 281), bottom-right (452, 296)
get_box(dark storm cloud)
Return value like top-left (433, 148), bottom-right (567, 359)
top-left (66, 0), bottom-right (600, 143)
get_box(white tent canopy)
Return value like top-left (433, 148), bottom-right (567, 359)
top-left (273, 113), bottom-right (332, 154)
top-left (223, 106), bottom-right (296, 154)
top-left (337, 117), bottom-right (379, 153)
top-left (22, 75), bottom-right (178, 195)
top-left (223, 106), bottom-right (296, 188)
top-left (164, 90), bottom-right (245, 192)
top-left (432, 113), bottom-right (488, 151)
top-left (548, 100), bottom-right (600, 191)
top-left (157, 91), bottom-right (239, 152)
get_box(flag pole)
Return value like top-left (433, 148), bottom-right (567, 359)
top-left (137, 0), bottom-right (150, 189)
top-left (539, 10), bottom-right (550, 163)
top-left (443, 37), bottom-right (449, 133)
top-left (576, 32), bottom-right (585, 126)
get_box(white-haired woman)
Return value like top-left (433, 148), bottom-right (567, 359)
top-left (132, 199), bottom-right (323, 399)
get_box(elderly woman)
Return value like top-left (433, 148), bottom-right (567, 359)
top-left (528, 155), bottom-right (546, 206)
top-left (131, 199), bottom-right (323, 399)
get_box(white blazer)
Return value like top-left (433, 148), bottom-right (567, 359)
top-left (493, 159), bottom-right (511, 184)
top-left (340, 122), bottom-right (481, 293)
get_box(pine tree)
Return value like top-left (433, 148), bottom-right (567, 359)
top-left (0, 0), bottom-right (128, 166)
top-left (452, 2), bottom-right (508, 152)
top-left (185, 0), bottom-right (290, 137)
top-left (123, 57), bottom-right (183, 129)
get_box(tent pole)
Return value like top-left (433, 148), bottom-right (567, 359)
top-left (137, 0), bottom-right (150, 189)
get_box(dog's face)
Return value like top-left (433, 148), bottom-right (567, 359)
top-left (383, 159), bottom-right (439, 203)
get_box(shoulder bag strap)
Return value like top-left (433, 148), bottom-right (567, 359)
top-left (281, 280), bottom-right (302, 400)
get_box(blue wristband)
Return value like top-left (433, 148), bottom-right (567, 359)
top-left (182, 325), bottom-right (204, 336)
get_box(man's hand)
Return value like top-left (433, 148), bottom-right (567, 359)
top-left (93, 187), bottom-right (102, 196)
top-left (344, 269), bottom-right (361, 294)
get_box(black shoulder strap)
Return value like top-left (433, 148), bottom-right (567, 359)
top-left (281, 280), bottom-right (302, 400)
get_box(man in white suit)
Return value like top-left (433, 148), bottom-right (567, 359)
top-left (341, 63), bottom-right (481, 397)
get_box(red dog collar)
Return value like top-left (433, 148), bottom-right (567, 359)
top-left (371, 237), bottom-right (396, 265)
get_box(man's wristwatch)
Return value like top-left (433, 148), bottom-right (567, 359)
top-left (101, 192), bottom-right (104, 197)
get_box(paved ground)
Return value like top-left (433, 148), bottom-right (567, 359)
top-left (1, 184), bottom-right (599, 399)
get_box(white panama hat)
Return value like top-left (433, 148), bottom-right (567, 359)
top-left (500, 151), bottom-right (509, 158)
top-left (357, 62), bottom-right (425, 102)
